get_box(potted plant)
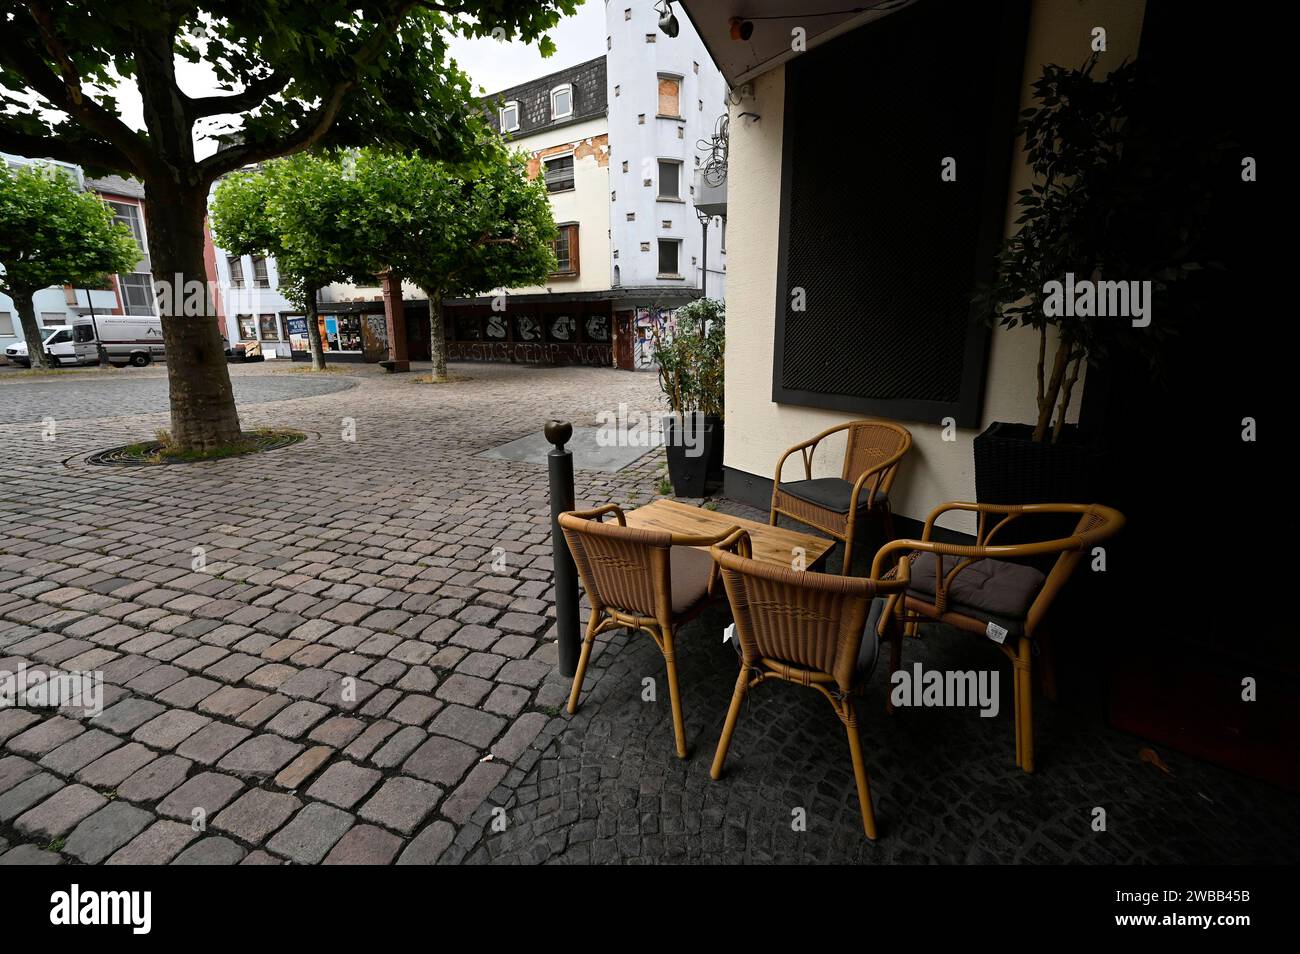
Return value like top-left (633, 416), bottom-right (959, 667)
top-left (973, 54), bottom-right (1220, 504)
top-left (652, 297), bottom-right (725, 497)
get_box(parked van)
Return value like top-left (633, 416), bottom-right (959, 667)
top-left (72, 314), bottom-right (165, 367)
top-left (3, 325), bottom-right (77, 367)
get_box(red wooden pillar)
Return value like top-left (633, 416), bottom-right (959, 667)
top-left (381, 271), bottom-right (410, 372)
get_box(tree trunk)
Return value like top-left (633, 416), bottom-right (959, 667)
top-left (11, 292), bottom-right (53, 369)
top-left (305, 286), bottom-right (326, 370)
top-left (145, 185), bottom-right (243, 451)
top-left (427, 290), bottom-right (447, 380)
top-left (1033, 334), bottom-right (1073, 442)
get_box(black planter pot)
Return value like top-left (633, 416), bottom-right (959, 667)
top-left (973, 421), bottom-right (1106, 505)
top-left (664, 414), bottom-right (723, 498)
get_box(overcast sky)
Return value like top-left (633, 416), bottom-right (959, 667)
top-left (101, 5), bottom-right (607, 160)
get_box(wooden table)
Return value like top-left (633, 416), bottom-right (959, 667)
top-left (624, 498), bottom-right (834, 569)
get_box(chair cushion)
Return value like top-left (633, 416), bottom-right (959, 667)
top-left (669, 545), bottom-right (716, 615)
top-left (730, 597), bottom-right (884, 682)
top-left (905, 552), bottom-right (1045, 630)
top-left (779, 478), bottom-right (887, 514)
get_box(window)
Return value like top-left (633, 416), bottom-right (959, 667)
top-left (40, 312), bottom-right (65, 327)
top-left (657, 239), bottom-right (682, 277)
top-left (500, 101), bottom-right (520, 132)
top-left (259, 314), bottom-right (280, 341)
top-left (543, 154), bottom-right (574, 193)
top-left (550, 84), bottom-right (573, 120)
top-left (657, 75), bottom-right (682, 118)
top-left (238, 315), bottom-right (257, 340)
top-left (251, 255), bottom-right (270, 288)
top-left (551, 223), bottom-right (580, 276)
top-left (657, 159), bottom-right (681, 200)
top-left (46, 329), bottom-right (72, 345)
top-left (106, 201), bottom-right (146, 256)
top-left (73, 323), bottom-right (96, 343)
top-left (118, 273), bottom-right (156, 315)
top-left (0, 312), bottom-right (12, 336)
top-left (227, 254), bottom-right (246, 287)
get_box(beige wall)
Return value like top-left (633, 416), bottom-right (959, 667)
top-left (724, 0), bottom-right (1146, 533)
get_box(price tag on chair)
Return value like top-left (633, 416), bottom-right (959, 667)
top-left (986, 621), bottom-right (1009, 644)
top-left (723, 622), bottom-right (736, 644)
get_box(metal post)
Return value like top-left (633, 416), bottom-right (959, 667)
top-left (696, 208), bottom-right (711, 297)
top-left (545, 420), bottom-right (579, 677)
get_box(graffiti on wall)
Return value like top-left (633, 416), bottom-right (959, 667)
top-left (446, 340), bottom-right (613, 367)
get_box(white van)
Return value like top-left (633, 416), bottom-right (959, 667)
top-left (72, 314), bottom-right (165, 367)
top-left (4, 325), bottom-right (77, 367)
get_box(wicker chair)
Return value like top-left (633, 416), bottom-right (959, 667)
top-left (559, 504), bottom-right (737, 759)
top-left (708, 529), bottom-right (910, 839)
top-left (770, 420), bottom-right (912, 575)
top-left (870, 501), bottom-right (1125, 773)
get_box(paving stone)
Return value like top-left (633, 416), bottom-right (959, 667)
top-left (0, 843), bottom-right (63, 865)
top-left (370, 726), bottom-right (426, 769)
top-left (436, 673), bottom-right (493, 707)
top-left (117, 754), bottom-right (192, 802)
top-left (176, 721), bottom-right (252, 765)
top-left (217, 734), bottom-right (303, 778)
top-left (483, 684), bottom-right (530, 718)
top-left (397, 820), bottom-right (457, 865)
top-left (450, 624), bottom-right (500, 651)
top-left (63, 801), bottom-right (153, 863)
top-left (387, 694), bottom-right (440, 726)
top-left (171, 836), bottom-right (246, 865)
top-left (91, 697), bottom-right (165, 734)
top-left (239, 850), bottom-right (283, 865)
top-left (306, 761), bottom-right (382, 809)
top-left (344, 720), bottom-right (399, 760)
top-left (266, 802), bottom-right (354, 863)
top-left (197, 685), bottom-right (267, 718)
top-left (491, 712), bottom-right (549, 764)
top-left (7, 716), bottom-right (84, 758)
top-left (77, 743), bottom-right (156, 788)
top-left (441, 761), bottom-right (509, 824)
top-left (308, 716), bottom-right (366, 748)
top-left (274, 745), bottom-right (334, 790)
top-left (0, 772), bottom-right (62, 822)
top-left (214, 788), bottom-right (301, 844)
top-left (106, 819), bottom-right (198, 864)
top-left (125, 663), bottom-right (186, 695)
top-left (323, 824), bottom-right (402, 864)
top-left (359, 776), bottom-right (441, 835)
top-left (38, 729), bottom-right (122, 775)
top-left (155, 675), bottom-right (222, 708)
top-left (15, 783), bottom-right (106, 838)
top-left (0, 709), bottom-right (42, 744)
top-left (496, 659), bottom-right (550, 688)
top-left (157, 772), bottom-right (244, 821)
top-left (428, 705), bottom-right (505, 749)
top-left (233, 693), bottom-right (291, 727)
top-left (265, 700), bottom-right (331, 739)
top-left (133, 709), bottom-right (212, 749)
top-left (403, 734), bottom-right (480, 787)
top-left (0, 755), bottom-right (39, 795)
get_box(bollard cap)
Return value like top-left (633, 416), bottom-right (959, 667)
top-left (544, 420), bottom-right (573, 447)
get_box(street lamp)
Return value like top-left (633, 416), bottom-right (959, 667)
top-left (695, 207), bottom-right (713, 297)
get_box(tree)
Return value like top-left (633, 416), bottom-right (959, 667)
top-left (350, 145), bottom-right (557, 380)
top-left (211, 155), bottom-right (367, 370)
top-left (0, 0), bottom-right (576, 448)
top-left (0, 162), bottom-right (139, 368)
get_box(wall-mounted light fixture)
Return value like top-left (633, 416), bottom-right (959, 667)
top-left (729, 17), bottom-right (754, 41)
top-left (655, 1), bottom-right (680, 38)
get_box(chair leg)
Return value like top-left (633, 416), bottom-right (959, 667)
top-left (884, 624), bottom-right (903, 715)
top-left (1036, 632), bottom-right (1059, 703)
top-left (843, 700), bottom-right (878, 840)
top-left (1017, 639), bottom-right (1035, 773)
top-left (710, 668), bottom-right (749, 780)
top-left (661, 628), bottom-right (688, 759)
top-left (1012, 660), bottom-right (1022, 768)
top-left (566, 613), bottom-right (601, 715)
top-left (881, 502), bottom-right (897, 542)
top-left (840, 531), bottom-right (855, 576)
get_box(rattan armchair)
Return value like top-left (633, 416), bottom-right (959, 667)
top-left (870, 501), bottom-right (1125, 773)
top-left (770, 420), bottom-right (912, 575)
top-left (559, 504), bottom-right (738, 759)
top-left (708, 529), bottom-right (910, 839)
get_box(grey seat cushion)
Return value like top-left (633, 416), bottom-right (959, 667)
top-left (905, 552), bottom-right (1045, 632)
top-left (669, 545), bottom-right (716, 615)
top-left (730, 597), bottom-right (885, 682)
top-left (779, 477), bottom-right (887, 514)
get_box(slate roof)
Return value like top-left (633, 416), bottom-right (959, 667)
top-left (483, 55), bottom-right (607, 139)
top-left (85, 173), bottom-right (145, 199)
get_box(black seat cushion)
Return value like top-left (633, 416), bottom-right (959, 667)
top-left (779, 477), bottom-right (887, 514)
top-left (730, 597), bottom-right (885, 682)
top-left (905, 552), bottom-right (1045, 632)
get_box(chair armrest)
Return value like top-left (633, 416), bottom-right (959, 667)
top-left (710, 527), bottom-right (753, 560)
top-left (671, 524), bottom-right (744, 548)
top-left (563, 504), bottom-right (626, 526)
top-left (773, 421), bottom-right (858, 485)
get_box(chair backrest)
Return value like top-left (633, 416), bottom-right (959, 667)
top-left (841, 420), bottom-right (912, 493)
top-left (559, 512), bottom-right (672, 621)
top-left (712, 545), bottom-right (904, 692)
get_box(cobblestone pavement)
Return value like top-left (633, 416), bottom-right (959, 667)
top-left (0, 364), bottom-right (355, 424)
top-left (1, 362), bottom-right (1298, 865)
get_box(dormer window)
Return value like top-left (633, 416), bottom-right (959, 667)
top-left (550, 84), bottom-right (573, 121)
top-left (500, 101), bottom-right (520, 132)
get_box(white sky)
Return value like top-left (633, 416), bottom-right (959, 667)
top-left (103, 5), bottom-right (607, 160)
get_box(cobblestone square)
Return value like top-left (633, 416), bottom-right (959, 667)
top-left (1, 362), bottom-right (1297, 865)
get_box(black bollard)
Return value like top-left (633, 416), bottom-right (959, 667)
top-left (545, 420), bottom-right (579, 677)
